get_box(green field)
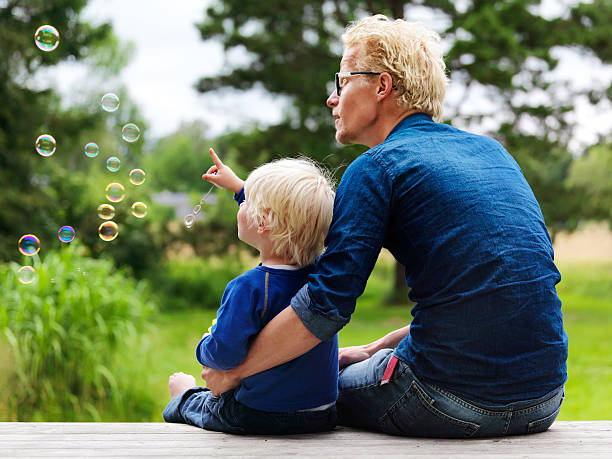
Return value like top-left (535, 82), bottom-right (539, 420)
top-left (138, 258), bottom-right (612, 421)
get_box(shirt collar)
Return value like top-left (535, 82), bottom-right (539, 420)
top-left (385, 112), bottom-right (433, 143)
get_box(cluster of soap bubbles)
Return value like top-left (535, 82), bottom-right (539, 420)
top-left (18, 25), bottom-right (150, 284)
top-left (16, 227), bottom-right (76, 283)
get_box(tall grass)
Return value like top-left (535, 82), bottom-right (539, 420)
top-left (150, 255), bottom-right (245, 311)
top-left (0, 245), bottom-right (157, 421)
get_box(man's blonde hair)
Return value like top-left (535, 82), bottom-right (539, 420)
top-left (244, 158), bottom-right (335, 267)
top-left (342, 14), bottom-right (448, 121)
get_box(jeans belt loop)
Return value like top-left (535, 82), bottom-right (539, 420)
top-left (381, 355), bottom-right (399, 385)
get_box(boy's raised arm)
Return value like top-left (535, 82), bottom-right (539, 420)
top-left (202, 148), bottom-right (244, 194)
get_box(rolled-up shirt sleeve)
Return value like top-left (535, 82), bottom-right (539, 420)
top-left (292, 152), bottom-right (392, 341)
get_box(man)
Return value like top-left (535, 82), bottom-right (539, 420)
top-left (201, 15), bottom-right (567, 438)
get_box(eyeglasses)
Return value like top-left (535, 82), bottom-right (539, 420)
top-left (335, 71), bottom-right (382, 96)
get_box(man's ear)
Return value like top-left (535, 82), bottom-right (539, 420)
top-left (376, 72), bottom-right (394, 99)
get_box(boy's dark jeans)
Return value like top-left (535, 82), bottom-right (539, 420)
top-left (163, 387), bottom-right (337, 435)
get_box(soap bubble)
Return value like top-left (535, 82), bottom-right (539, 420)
top-left (97, 204), bottom-right (115, 220)
top-left (128, 168), bottom-right (146, 185)
top-left (35, 134), bottom-right (56, 157)
top-left (184, 214), bottom-right (195, 228)
top-left (105, 182), bottom-right (125, 202)
top-left (58, 226), bottom-right (76, 243)
top-left (101, 93), bottom-right (120, 112)
top-left (34, 25), bottom-right (59, 52)
top-left (84, 142), bottom-right (99, 158)
top-left (18, 234), bottom-right (40, 256)
top-left (98, 221), bottom-right (118, 241)
top-left (121, 123), bottom-right (141, 142)
top-left (17, 266), bottom-right (36, 284)
top-left (106, 156), bottom-right (121, 172)
top-left (131, 202), bottom-right (148, 218)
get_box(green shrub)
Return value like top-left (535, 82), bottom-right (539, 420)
top-left (151, 254), bottom-right (245, 311)
top-left (0, 245), bottom-right (157, 421)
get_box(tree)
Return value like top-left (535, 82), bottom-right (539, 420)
top-left (566, 143), bottom-right (612, 229)
top-left (196, 0), bottom-right (612, 303)
top-left (0, 1), bottom-right (111, 261)
top-left (0, 1), bottom-right (162, 275)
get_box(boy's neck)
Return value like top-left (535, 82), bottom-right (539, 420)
top-left (259, 251), bottom-right (295, 268)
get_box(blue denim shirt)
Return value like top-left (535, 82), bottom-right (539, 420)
top-left (292, 113), bottom-right (568, 404)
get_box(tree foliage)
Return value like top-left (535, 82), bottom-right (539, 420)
top-left (195, 0), bottom-right (612, 302)
top-left (0, 1), bottom-right (159, 274)
top-left (196, 0), bottom-right (611, 229)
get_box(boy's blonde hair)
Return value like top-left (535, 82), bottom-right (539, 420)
top-left (244, 158), bottom-right (335, 267)
top-left (342, 14), bottom-right (448, 122)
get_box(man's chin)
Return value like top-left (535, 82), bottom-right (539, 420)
top-left (335, 131), bottom-right (352, 145)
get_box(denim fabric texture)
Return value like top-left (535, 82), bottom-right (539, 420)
top-left (338, 349), bottom-right (564, 438)
top-left (292, 113), bottom-right (568, 404)
top-left (163, 387), bottom-right (338, 435)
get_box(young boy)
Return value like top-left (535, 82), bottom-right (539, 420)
top-left (163, 149), bottom-right (338, 435)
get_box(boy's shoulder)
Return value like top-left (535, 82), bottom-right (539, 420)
top-left (229, 265), bottom-right (313, 289)
top-left (229, 266), bottom-right (265, 288)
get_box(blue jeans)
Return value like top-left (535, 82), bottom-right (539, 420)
top-left (338, 349), bottom-right (564, 438)
top-left (163, 387), bottom-right (337, 435)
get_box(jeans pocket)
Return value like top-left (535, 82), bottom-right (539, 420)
top-left (526, 394), bottom-right (564, 434)
top-left (380, 380), bottom-right (480, 438)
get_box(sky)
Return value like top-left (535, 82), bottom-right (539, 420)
top-left (44, 0), bottom-right (286, 142)
top-left (41, 0), bottom-right (611, 153)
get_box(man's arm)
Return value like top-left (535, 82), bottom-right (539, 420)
top-left (201, 306), bottom-right (320, 395)
top-left (202, 153), bottom-right (393, 394)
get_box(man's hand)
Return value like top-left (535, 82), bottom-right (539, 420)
top-left (202, 148), bottom-right (244, 194)
top-left (338, 325), bottom-right (411, 370)
top-left (201, 366), bottom-right (241, 396)
top-left (338, 345), bottom-right (373, 370)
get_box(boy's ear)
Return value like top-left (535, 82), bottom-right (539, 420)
top-left (257, 214), bottom-right (269, 234)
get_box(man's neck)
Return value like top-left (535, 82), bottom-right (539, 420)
top-left (365, 109), bottom-right (419, 148)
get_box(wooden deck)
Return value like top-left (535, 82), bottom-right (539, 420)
top-left (0, 421), bottom-right (610, 457)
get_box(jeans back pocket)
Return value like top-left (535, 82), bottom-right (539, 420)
top-left (526, 392), bottom-right (564, 434)
top-left (380, 380), bottom-right (480, 438)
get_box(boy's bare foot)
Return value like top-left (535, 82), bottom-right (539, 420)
top-left (168, 372), bottom-right (197, 398)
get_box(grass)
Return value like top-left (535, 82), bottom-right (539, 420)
top-left (555, 261), bottom-right (612, 420)
top-left (3, 251), bottom-right (608, 421)
top-left (142, 257), bottom-right (612, 422)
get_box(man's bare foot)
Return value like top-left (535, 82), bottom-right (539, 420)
top-left (168, 372), bottom-right (197, 398)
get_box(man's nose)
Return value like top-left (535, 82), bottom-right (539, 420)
top-left (326, 91), bottom-right (339, 108)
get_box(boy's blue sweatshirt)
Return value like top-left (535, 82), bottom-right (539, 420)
top-left (196, 264), bottom-right (339, 412)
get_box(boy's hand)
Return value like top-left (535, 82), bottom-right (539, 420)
top-left (202, 148), bottom-right (244, 194)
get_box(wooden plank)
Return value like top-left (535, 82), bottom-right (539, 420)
top-left (0, 422), bottom-right (609, 457)
top-left (0, 421), bottom-right (610, 435)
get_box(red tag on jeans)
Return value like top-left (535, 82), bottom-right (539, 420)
top-left (381, 355), bottom-right (399, 385)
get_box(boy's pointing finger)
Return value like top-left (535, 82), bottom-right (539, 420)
top-left (209, 147), bottom-right (224, 167)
